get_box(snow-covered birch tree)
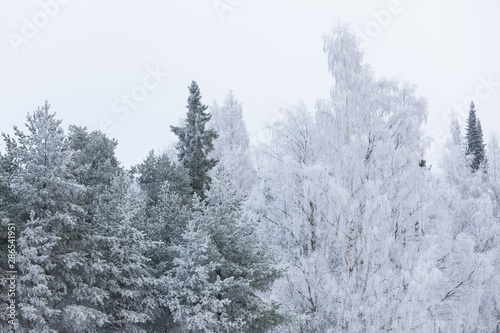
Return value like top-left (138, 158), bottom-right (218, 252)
top-left (209, 90), bottom-right (256, 195)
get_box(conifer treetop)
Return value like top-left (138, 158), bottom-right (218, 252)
top-left (170, 81), bottom-right (218, 199)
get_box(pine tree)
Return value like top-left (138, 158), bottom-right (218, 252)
top-left (167, 168), bottom-right (282, 332)
top-left (8, 102), bottom-right (103, 331)
top-left (0, 201), bottom-right (10, 331)
top-left (171, 81), bottom-right (218, 200)
top-left (68, 125), bottom-right (122, 223)
top-left (0, 136), bottom-right (22, 331)
top-left (133, 150), bottom-right (192, 262)
top-left (465, 102), bottom-right (486, 171)
top-left (166, 218), bottom-right (232, 332)
top-left (90, 173), bottom-right (160, 332)
top-left (17, 213), bottom-right (62, 332)
top-left (133, 150), bottom-right (190, 210)
top-left (132, 150), bottom-right (192, 331)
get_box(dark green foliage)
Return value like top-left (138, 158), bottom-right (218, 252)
top-left (68, 126), bottom-right (121, 222)
top-left (465, 102), bottom-right (486, 172)
top-left (133, 150), bottom-right (190, 210)
top-left (132, 149), bottom-right (191, 266)
top-left (167, 168), bottom-right (283, 332)
top-left (90, 173), bottom-right (160, 332)
top-left (8, 102), bottom-right (95, 331)
top-left (0, 99), bottom-right (280, 332)
top-left (132, 150), bottom-right (192, 331)
top-left (171, 81), bottom-right (218, 200)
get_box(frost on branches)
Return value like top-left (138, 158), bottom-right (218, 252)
top-left (250, 23), bottom-right (500, 332)
top-left (167, 168), bottom-right (281, 332)
top-left (1, 22), bottom-right (500, 333)
top-left (209, 90), bottom-right (256, 196)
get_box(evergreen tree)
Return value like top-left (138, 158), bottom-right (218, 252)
top-left (171, 81), bottom-right (218, 200)
top-left (0, 206), bottom-right (10, 331)
top-left (476, 119), bottom-right (486, 169)
top-left (132, 150), bottom-right (192, 331)
top-left (167, 168), bottom-right (282, 332)
top-left (465, 102), bottom-right (486, 171)
top-left (8, 102), bottom-right (102, 331)
top-left (440, 113), bottom-right (500, 332)
top-left (133, 150), bottom-right (190, 210)
top-left (133, 151), bottom-right (192, 259)
top-left (0, 137), bottom-right (19, 217)
top-left (166, 218), bottom-right (232, 332)
top-left (90, 173), bottom-right (160, 332)
top-left (67, 125), bottom-right (121, 223)
top-left (0, 136), bottom-right (22, 330)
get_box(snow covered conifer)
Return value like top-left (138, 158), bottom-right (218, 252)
top-left (133, 150), bottom-right (193, 330)
top-left (134, 150), bottom-right (191, 210)
top-left (67, 125), bottom-right (121, 222)
top-left (91, 172), bottom-right (160, 332)
top-left (465, 102), bottom-right (486, 171)
top-left (439, 116), bottom-right (500, 331)
top-left (166, 218), bottom-right (232, 332)
top-left (475, 119), bottom-right (486, 169)
top-left (171, 81), bottom-right (218, 200)
top-left (8, 102), bottom-right (102, 331)
top-left (167, 168), bottom-right (281, 332)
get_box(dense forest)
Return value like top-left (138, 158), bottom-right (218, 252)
top-left (1, 24), bottom-right (499, 332)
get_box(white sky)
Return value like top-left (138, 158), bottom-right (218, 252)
top-left (1, 0), bottom-right (499, 168)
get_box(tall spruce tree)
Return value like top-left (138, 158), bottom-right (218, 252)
top-left (465, 102), bottom-right (486, 171)
top-left (171, 81), bottom-right (218, 200)
top-left (476, 119), bottom-right (486, 169)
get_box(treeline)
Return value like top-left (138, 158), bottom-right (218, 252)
top-left (0, 80), bottom-right (278, 332)
top-left (1, 24), bottom-right (500, 332)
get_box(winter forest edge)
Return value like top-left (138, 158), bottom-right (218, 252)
top-left (1, 23), bottom-right (500, 332)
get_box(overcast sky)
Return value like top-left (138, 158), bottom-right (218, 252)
top-left (1, 0), bottom-right (499, 168)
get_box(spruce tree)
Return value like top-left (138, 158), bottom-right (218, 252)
top-left (171, 81), bottom-right (218, 200)
top-left (465, 101), bottom-right (486, 171)
top-left (475, 119), bottom-right (486, 169)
